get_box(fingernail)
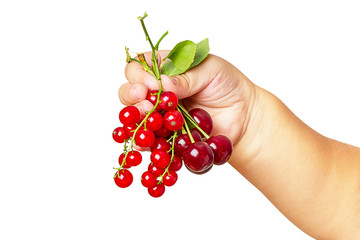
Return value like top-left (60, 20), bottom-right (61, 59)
top-left (129, 86), bottom-right (138, 100)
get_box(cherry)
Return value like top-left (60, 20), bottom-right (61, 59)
top-left (114, 169), bottom-right (133, 188)
top-left (164, 110), bottom-right (184, 131)
top-left (186, 164), bottom-right (213, 175)
top-left (119, 106), bottom-right (140, 126)
top-left (148, 163), bottom-right (165, 176)
top-left (141, 171), bottom-right (157, 188)
top-left (206, 135), bottom-right (233, 165)
top-left (163, 170), bottom-right (178, 187)
top-left (146, 111), bottom-right (163, 131)
top-left (126, 151), bottom-right (142, 166)
top-left (154, 125), bottom-right (173, 138)
top-left (169, 154), bottom-right (183, 171)
top-left (123, 124), bottom-right (137, 138)
top-left (189, 108), bottom-right (213, 136)
top-left (134, 128), bottom-right (155, 148)
top-left (159, 91), bottom-right (178, 111)
top-left (118, 154), bottom-right (132, 169)
top-left (150, 150), bottom-right (170, 169)
top-left (174, 129), bottom-right (202, 155)
top-left (150, 137), bottom-right (171, 152)
top-left (148, 183), bottom-right (165, 198)
top-left (183, 142), bottom-right (214, 173)
top-left (146, 90), bottom-right (161, 110)
top-left (112, 127), bottom-right (129, 143)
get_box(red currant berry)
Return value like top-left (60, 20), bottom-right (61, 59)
top-left (163, 170), bottom-right (178, 187)
top-left (148, 183), bottom-right (165, 198)
top-left (150, 137), bottom-right (171, 152)
top-left (150, 150), bottom-right (170, 169)
top-left (141, 171), bottom-right (157, 188)
top-left (174, 130), bottom-right (202, 155)
top-left (189, 108), bottom-right (213, 136)
top-left (146, 90), bottom-right (161, 110)
top-left (154, 125), bottom-right (173, 138)
top-left (183, 142), bottom-right (214, 173)
top-left (169, 154), bottom-right (183, 171)
top-left (148, 163), bottom-right (165, 176)
top-left (123, 124), bottom-right (137, 138)
top-left (159, 91), bottom-right (178, 111)
top-left (164, 110), bottom-right (184, 131)
top-left (206, 135), bottom-right (233, 165)
top-left (134, 128), bottom-right (155, 148)
top-left (112, 127), bottom-right (129, 143)
top-left (118, 154), bottom-right (131, 169)
top-left (126, 151), bottom-right (142, 166)
top-left (114, 169), bottom-right (133, 188)
top-left (119, 106), bottom-right (140, 126)
top-left (146, 111), bottom-right (163, 131)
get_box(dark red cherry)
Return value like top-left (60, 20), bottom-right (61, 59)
top-left (206, 135), bottom-right (233, 165)
top-left (146, 90), bottom-right (162, 110)
top-left (148, 163), bottom-right (165, 176)
top-left (185, 164), bottom-right (213, 175)
top-left (159, 91), bottom-right (178, 111)
top-left (112, 127), bottom-right (129, 143)
top-left (183, 142), bottom-right (214, 173)
top-left (148, 183), bottom-right (165, 198)
top-left (126, 151), bottom-right (142, 166)
top-left (150, 150), bottom-right (170, 169)
top-left (174, 130), bottom-right (202, 155)
top-left (169, 154), bottom-right (183, 171)
top-left (189, 108), bottom-right (213, 136)
top-left (114, 169), bottom-right (133, 188)
top-left (119, 106), bottom-right (140, 126)
top-left (118, 154), bottom-right (131, 169)
top-left (163, 170), bottom-right (178, 187)
top-left (154, 125), bottom-right (173, 138)
top-left (146, 111), bottom-right (163, 131)
top-left (134, 128), bottom-right (155, 148)
top-left (141, 171), bottom-right (157, 188)
top-left (150, 137), bottom-right (171, 152)
top-left (164, 110), bottom-right (184, 131)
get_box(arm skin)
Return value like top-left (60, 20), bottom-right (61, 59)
top-left (120, 52), bottom-right (360, 239)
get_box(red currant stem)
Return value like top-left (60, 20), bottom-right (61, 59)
top-left (129, 57), bottom-right (154, 75)
top-left (181, 126), bottom-right (186, 135)
top-left (157, 131), bottom-right (177, 184)
top-left (182, 114), bottom-right (195, 143)
top-left (177, 104), bottom-right (210, 139)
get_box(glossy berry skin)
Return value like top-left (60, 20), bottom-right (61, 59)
top-left (146, 90), bottom-right (161, 111)
top-left (186, 164), bottom-right (213, 175)
top-left (206, 135), bottom-right (233, 165)
top-left (112, 127), bottom-right (129, 143)
top-left (148, 183), bottom-right (165, 198)
top-left (159, 91), bottom-right (178, 111)
top-left (148, 163), bottom-right (165, 176)
top-left (164, 110), bottom-right (184, 131)
top-left (134, 128), bottom-right (155, 148)
top-left (189, 108), bottom-right (213, 136)
top-left (163, 170), bottom-right (178, 187)
top-left (174, 130), bottom-right (202, 155)
top-left (126, 151), bottom-right (142, 166)
top-left (118, 154), bottom-right (132, 169)
top-left (141, 171), bottom-right (157, 188)
top-left (119, 106), bottom-right (140, 126)
top-left (146, 111), bottom-right (163, 131)
top-left (169, 154), bottom-right (183, 171)
top-left (154, 125), bottom-right (172, 138)
top-left (183, 142), bottom-right (214, 173)
top-left (150, 137), bottom-right (171, 152)
top-left (150, 150), bottom-right (170, 169)
top-left (114, 169), bottom-right (133, 188)
top-left (123, 124), bottom-right (137, 138)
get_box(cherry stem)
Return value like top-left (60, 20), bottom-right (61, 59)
top-left (157, 131), bottom-right (177, 184)
top-left (177, 104), bottom-right (210, 139)
top-left (182, 112), bottom-right (195, 143)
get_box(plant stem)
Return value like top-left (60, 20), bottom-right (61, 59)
top-left (158, 131), bottom-right (177, 184)
top-left (177, 104), bottom-right (210, 139)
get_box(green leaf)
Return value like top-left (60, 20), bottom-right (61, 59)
top-left (161, 60), bottom-right (183, 76)
top-left (164, 40), bottom-right (196, 72)
top-left (189, 38), bottom-right (209, 69)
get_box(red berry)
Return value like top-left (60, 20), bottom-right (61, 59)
top-left (183, 142), bottom-right (214, 173)
top-left (174, 130), bottom-right (202, 155)
top-left (163, 170), bottom-right (178, 187)
top-left (150, 137), bottom-right (171, 152)
top-left (154, 125), bottom-right (173, 138)
top-left (189, 108), bottom-right (213, 136)
top-left (112, 127), bottom-right (129, 143)
top-left (119, 106), bottom-right (140, 126)
top-left (134, 128), bottom-right (155, 148)
top-left (148, 163), bottom-right (165, 176)
top-left (169, 154), bottom-right (183, 171)
top-left (126, 151), bottom-right (142, 166)
top-left (206, 135), bottom-right (233, 165)
top-left (114, 169), bottom-right (133, 188)
top-left (150, 150), bottom-right (170, 169)
top-left (118, 154), bottom-right (131, 169)
top-left (123, 124), bottom-right (137, 138)
top-left (146, 111), bottom-right (163, 131)
top-left (164, 110), bottom-right (184, 131)
top-left (148, 183), bottom-right (165, 198)
top-left (146, 90), bottom-right (161, 110)
top-left (185, 164), bottom-right (213, 175)
top-left (141, 171), bottom-right (157, 188)
top-left (159, 91), bottom-right (178, 111)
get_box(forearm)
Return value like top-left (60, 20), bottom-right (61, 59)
top-left (230, 86), bottom-right (360, 239)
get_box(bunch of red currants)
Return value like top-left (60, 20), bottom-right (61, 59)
top-left (112, 90), bottom-right (233, 197)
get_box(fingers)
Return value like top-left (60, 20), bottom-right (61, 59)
top-left (118, 83), bottom-right (148, 106)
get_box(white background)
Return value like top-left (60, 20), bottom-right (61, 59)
top-left (0, 0), bottom-right (359, 239)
